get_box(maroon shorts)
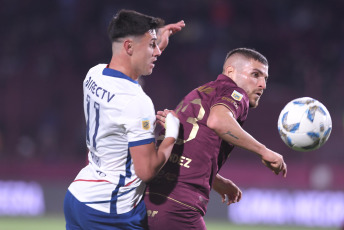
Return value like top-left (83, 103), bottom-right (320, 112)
top-left (144, 192), bottom-right (206, 230)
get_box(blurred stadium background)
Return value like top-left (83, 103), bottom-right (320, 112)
top-left (0, 0), bottom-right (343, 229)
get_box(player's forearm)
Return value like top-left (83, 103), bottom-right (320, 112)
top-left (215, 117), bottom-right (265, 155)
top-left (155, 137), bottom-right (176, 169)
top-left (212, 174), bottom-right (226, 192)
top-left (225, 128), bottom-right (265, 155)
top-left (208, 107), bottom-right (270, 159)
top-left (137, 112), bottom-right (179, 182)
top-left (137, 137), bottom-right (175, 183)
top-left (153, 111), bottom-right (179, 170)
top-left (218, 121), bottom-right (279, 162)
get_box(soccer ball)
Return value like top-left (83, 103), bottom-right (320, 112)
top-left (277, 97), bottom-right (332, 152)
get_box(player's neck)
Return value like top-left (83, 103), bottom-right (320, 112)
top-left (108, 57), bottom-right (140, 81)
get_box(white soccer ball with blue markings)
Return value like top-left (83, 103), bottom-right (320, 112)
top-left (277, 97), bottom-right (332, 152)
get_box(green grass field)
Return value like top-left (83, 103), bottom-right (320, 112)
top-left (0, 216), bottom-right (339, 230)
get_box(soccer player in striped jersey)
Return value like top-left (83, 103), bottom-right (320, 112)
top-left (64, 10), bottom-right (185, 230)
top-left (145, 48), bottom-right (287, 229)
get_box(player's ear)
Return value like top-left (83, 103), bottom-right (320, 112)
top-left (225, 66), bottom-right (234, 77)
top-left (124, 40), bottom-right (133, 55)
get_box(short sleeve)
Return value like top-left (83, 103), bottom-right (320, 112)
top-left (122, 97), bottom-right (156, 147)
top-left (211, 88), bottom-right (249, 121)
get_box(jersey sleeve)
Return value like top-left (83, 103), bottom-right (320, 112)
top-left (211, 87), bottom-right (248, 120)
top-left (122, 97), bottom-right (156, 147)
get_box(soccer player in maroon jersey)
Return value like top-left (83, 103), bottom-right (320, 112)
top-left (144, 48), bottom-right (287, 229)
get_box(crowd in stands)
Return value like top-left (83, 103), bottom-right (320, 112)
top-left (0, 0), bottom-right (343, 166)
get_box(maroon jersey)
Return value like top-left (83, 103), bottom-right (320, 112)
top-left (146, 74), bottom-right (249, 215)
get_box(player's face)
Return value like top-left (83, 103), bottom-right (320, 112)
top-left (132, 30), bottom-right (161, 76)
top-left (234, 59), bottom-right (268, 108)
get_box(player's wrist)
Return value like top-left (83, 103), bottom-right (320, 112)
top-left (165, 113), bottom-right (180, 139)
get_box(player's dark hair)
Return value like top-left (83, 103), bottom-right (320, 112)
top-left (225, 48), bottom-right (268, 66)
top-left (107, 9), bottom-right (165, 42)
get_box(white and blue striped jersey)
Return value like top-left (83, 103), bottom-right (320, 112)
top-left (68, 64), bottom-right (156, 214)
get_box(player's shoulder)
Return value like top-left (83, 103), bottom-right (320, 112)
top-left (87, 64), bottom-right (107, 75)
top-left (212, 76), bottom-right (249, 108)
top-left (213, 76), bottom-right (246, 97)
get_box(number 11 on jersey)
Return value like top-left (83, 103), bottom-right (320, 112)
top-left (86, 94), bottom-right (100, 148)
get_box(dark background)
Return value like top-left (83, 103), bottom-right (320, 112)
top-left (0, 0), bottom-right (343, 207)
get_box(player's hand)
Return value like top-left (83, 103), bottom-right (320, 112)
top-left (213, 175), bottom-right (242, 205)
top-left (156, 109), bottom-right (179, 128)
top-left (261, 150), bottom-right (287, 177)
top-left (155, 109), bottom-right (168, 127)
top-left (156, 109), bottom-right (179, 126)
top-left (157, 20), bottom-right (185, 52)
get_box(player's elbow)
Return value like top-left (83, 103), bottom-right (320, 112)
top-left (207, 115), bottom-right (223, 133)
top-left (139, 175), bottom-right (155, 183)
top-left (135, 169), bottom-right (156, 183)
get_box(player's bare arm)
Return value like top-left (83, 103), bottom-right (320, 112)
top-left (207, 104), bottom-right (287, 177)
top-left (157, 20), bottom-right (185, 52)
top-left (212, 174), bottom-right (242, 205)
top-left (130, 111), bottom-right (179, 182)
